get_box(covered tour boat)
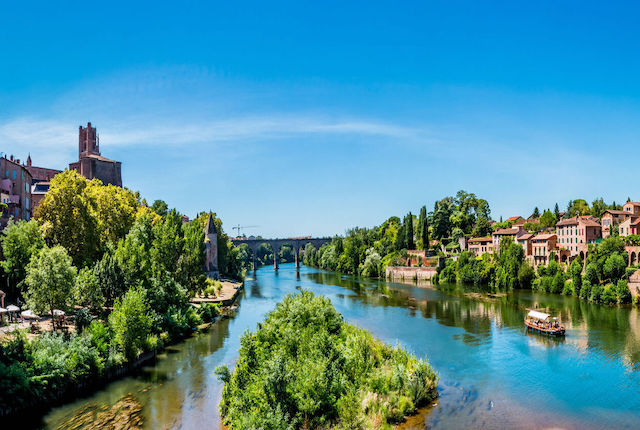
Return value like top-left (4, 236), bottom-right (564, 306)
top-left (525, 310), bottom-right (565, 336)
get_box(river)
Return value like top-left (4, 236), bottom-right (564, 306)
top-left (38, 263), bottom-right (640, 429)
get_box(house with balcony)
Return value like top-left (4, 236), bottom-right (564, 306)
top-left (517, 233), bottom-right (534, 257)
top-left (0, 155), bottom-right (33, 228)
top-left (556, 216), bottom-right (602, 259)
top-left (492, 226), bottom-right (526, 250)
top-left (531, 233), bottom-right (558, 266)
top-left (619, 217), bottom-right (640, 237)
top-left (468, 237), bottom-right (494, 257)
top-left (601, 209), bottom-right (635, 237)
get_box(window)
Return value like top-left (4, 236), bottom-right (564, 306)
top-left (12, 169), bottom-right (16, 179)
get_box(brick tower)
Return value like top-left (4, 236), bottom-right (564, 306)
top-left (204, 214), bottom-right (220, 280)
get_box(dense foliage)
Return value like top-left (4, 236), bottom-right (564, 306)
top-left (437, 238), bottom-right (534, 292)
top-left (0, 170), bottom-right (243, 413)
top-left (217, 292), bottom-right (438, 429)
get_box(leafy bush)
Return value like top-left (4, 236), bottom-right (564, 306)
top-left (579, 279), bottom-right (592, 300)
top-left (108, 287), bottom-right (154, 361)
top-left (218, 292), bottom-right (438, 429)
top-left (616, 280), bottom-right (632, 304)
top-left (198, 302), bottom-right (221, 323)
top-left (74, 307), bottom-right (93, 333)
top-left (163, 305), bottom-right (201, 340)
top-left (590, 284), bottom-right (603, 303)
top-left (601, 284), bottom-right (617, 305)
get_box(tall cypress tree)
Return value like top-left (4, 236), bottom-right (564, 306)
top-left (554, 203), bottom-right (560, 220)
top-left (406, 212), bottom-right (415, 250)
top-left (417, 206), bottom-right (426, 249)
top-left (421, 206), bottom-right (429, 250)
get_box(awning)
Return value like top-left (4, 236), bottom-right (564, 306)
top-left (527, 310), bottom-right (551, 321)
top-left (21, 310), bottom-right (38, 320)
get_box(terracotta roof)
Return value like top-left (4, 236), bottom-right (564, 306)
top-left (469, 237), bottom-right (492, 243)
top-left (493, 228), bottom-right (520, 235)
top-left (82, 153), bottom-right (118, 163)
top-left (625, 202), bottom-right (640, 206)
top-left (533, 233), bottom-right (557, 241)
top-left (506, 216), bottom-right (523, 222)
top-left (603, 209), bottom-right (628, 216)
top-left (578, 216), bottom-right (601, 227)
top-left (631, 218), bottom-right (640, 226)
top-left (518, 233), bottom-right (534, 240)
top-left (556, 218), bottom-right (578, 226)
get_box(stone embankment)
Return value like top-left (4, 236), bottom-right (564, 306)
top-left (190, 279), bottom-right (244, 306)
top-left (386, 266), bottom-right (438, 282)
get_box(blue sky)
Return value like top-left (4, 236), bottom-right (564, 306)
top-left (2, 1), bottom-right (640, 237)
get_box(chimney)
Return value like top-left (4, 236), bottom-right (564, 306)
top-left (10, 155), bottom-right (13, 161)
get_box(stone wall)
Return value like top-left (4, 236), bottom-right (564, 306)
top-left (385, 266), bottom-right (438, 282)
top-left (628, 270), bottom-right (640, 297)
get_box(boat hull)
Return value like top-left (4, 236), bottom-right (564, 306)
top-left (525, 320), bottom-right (565, 336)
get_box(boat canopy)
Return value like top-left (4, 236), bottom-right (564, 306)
top-left (527, 310), bottom-right (551, 321)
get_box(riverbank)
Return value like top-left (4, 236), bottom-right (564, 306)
top-left (0, 278), bottom-right (244, 422)
top-left (34, 264), bottom-right (640, 429)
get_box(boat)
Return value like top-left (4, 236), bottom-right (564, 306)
top-left (525, 310), bottom-right (565, 336)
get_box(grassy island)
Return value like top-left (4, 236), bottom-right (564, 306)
top-left (217, 291), bottom-right (438, 429)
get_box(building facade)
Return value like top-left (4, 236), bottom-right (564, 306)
top-left (555, 216), bottom-right (602, 257)
top-left (468, 237), bottom-right (494, 256)
top-left (69, 122), bottom-right (122, 187)
top-left (0, 155), bottom-right (33, 227)
top-left (601, 209), bottom-right (635, 238)
top-left (531, 233), bottom-right (558, 266)
top-left (25, 154), bottom-right (62, 184)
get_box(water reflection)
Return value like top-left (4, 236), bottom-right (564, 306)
top-left (40, 264), bottom-right (640, 430)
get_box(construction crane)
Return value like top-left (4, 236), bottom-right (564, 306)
top-left (232, 224), bottom-right (259, 236)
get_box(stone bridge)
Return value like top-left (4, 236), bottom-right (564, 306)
top-left (231, 237), bottom-right (331, 271)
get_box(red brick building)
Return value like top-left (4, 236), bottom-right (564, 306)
top-left (69, 123), bottom-right (122, 187)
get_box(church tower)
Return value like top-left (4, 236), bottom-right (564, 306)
top-left (204, 214), bottom-right (219, 280)
top-left (78, 122), bottom-right (100, 157)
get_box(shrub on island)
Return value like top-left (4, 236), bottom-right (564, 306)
top-left (217, 291), bottom-right (438, 429)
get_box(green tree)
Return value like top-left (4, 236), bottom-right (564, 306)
top-left (417, 206), bottom-right (428, 250)
top-left (531, 207), bottom-right (540, 218)
top-left (590, 198), bottom-right (607, 219)
top-left (616, 279), bottom-right (632, 304)
top-left (554, 203), bottom-right (560, 220)
top-left (115, 213), bottom-right (156, 290)
top-left (303, 243), bottom-right (317, 266)
top-left (178, 220), bottom-right (206, 294)
top-left (405, 212), bottom-right (415, 250)
top-left (472, 216), bottom-right (492, 237)
top-left (603, 253), bottom-right (626, 283)
top-left (0, 219), bottom-right (45, 296)
top-left (151, 199), bottom-right (168, 217)
top-left (108, 286), bottom-right (154, 361)
top-left (432, 197), bottom-right (454, 239)
top-left (151, 209), bottom-right (185, 276)
top-left (360, 248), bottom-right (381, 277)
top-left (23, 246), bottom-right (77, 329)
top-left (35, 170), bottom-right (100, 266)
top-left (94, 248), bottom-right (126, 306)
top-left (569, 257), bottom-right (583, 294)
top-left (567, 199), bottom-right (590, 217)
top-left (84, 181), bottom-right (139, 246)
top-left (74, 267), bottom-right (104, 312)
top-left (539, 210), bottom-right (557, 229)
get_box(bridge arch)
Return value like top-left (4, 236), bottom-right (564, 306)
top-left (231, 237), bottom-right (331, 271)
